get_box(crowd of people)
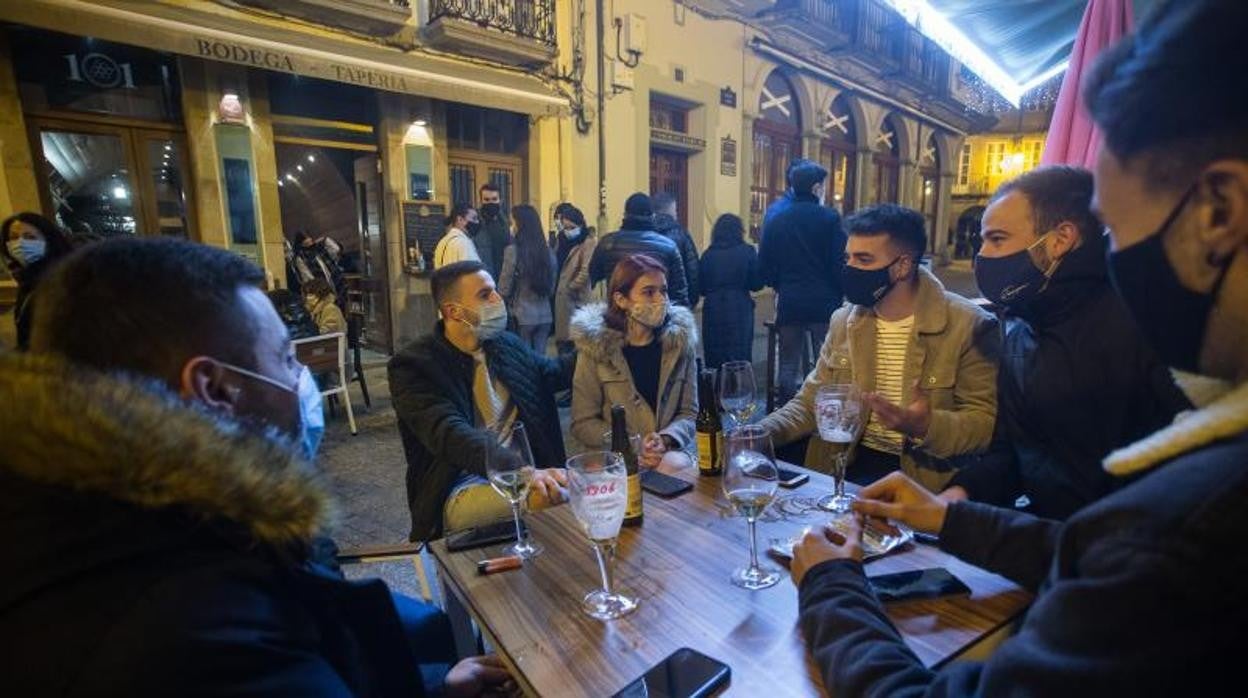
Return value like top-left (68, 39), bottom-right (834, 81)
top-left (2, 0), bottom-right (1246, 694)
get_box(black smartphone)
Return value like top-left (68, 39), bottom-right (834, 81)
top-left (776, 467), bottom-right (810, 489)
top-left (611, 647), bottom-right (730, 698)
top-left (868, 568), bottom-right (971, 603)
top-left (641, 469), bottom-right (694, 498)
top-left (445, 519), bottom-right (527, 552)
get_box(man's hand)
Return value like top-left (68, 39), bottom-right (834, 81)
top-left (527, 468), bottom-right (568, 510)
top-left (790, 515), bottom-right (864, 588)
top-left (444, 655), bottom-right (516, 698)
top-left (938, 485), bottom-right (969, 504)
top-left (863, 379), bottom-right (932, 439)
top-left (640, 432), bottom-right (667, 469)
top-left (852, 472), bottom-right (949, 535)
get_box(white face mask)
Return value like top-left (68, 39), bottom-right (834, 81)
top-left (455, 300), bottom-right (508, 340)
top-left (7, 238), bottom-right (46, 267)
top-left (628, 299), bottom-right (667, 329)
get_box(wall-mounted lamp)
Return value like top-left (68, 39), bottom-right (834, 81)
top-left (218, 90), bottom-right (246, 125)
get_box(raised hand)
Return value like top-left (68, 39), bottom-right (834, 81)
top-left (852, 471), bottom-right (949, 535)
top-left (863, 378), bottom-right (932, 439)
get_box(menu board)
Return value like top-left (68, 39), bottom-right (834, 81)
top-left (401, 201), bottom-right (447, 275)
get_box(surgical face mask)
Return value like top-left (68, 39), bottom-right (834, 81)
top-left (841, 257), bottom-right (902, 307)
top-left (974, 232), bottom-right (1058, 307)
top-left (455, 300), bottom-right (508, 340)
top-left (1107, 185), bottom-right (1230, 373)
top-left (563, 225), bottom-right (582, 240)
top-left (215, 360), bottom-right (322, 460)
top-left (7, 238), bottom-right (46, 267)
top-left (628, 299), bottom-right (668, 329)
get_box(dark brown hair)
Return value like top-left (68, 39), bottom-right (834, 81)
top-left (605, 253), bottom-right (667, 331)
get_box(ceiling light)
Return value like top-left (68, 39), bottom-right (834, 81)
top-left (307, 154), bottom-right (316, 162)
top-left (297, 165), bottom-right (303, 172)
top-left (112, 186), bottom-right (128, 199)
top-left (414, 119), bottom-right (427, 127)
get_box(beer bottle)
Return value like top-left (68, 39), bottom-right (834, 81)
top-left (695, 363), bottom-right (723, 476)
top-left (611, 404), bottom-right (643, 526)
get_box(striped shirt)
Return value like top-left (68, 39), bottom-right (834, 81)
top-left (861, 315), bottom-right (915, 454)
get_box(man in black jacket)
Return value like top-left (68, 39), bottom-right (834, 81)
top-left (2, 238), bottom-right (510, 696)
top-left (389, 261), bottom-right (572, 542)
top-left (475, 183), bottom-right (510, 281)
top-left (588, 192), bottom-right (690, 306)
top-left (944, 165), bottom-right (1190, 519)
top-left (652, 191), bottom-right (700, 307)
top-left (759, 159), bottom-right (847, 401)
top-left (790, 2), bottom-right (1248, 694)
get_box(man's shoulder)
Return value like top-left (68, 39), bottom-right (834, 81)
top-left (389, 335), bottom-right (445, 372)
top-left (942, 288), bottom-right (996, 328)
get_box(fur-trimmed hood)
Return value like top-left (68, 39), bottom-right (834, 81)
top-left (0, 352), bottom-right (333, 548)
top-left (569, 301), bottom-right (699, 362)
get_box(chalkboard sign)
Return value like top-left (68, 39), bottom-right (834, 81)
top-left (402, 201), bottom-right (447, 275)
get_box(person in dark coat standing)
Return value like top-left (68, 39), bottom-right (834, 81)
top-left (699, 214), bottom-right (762, 368)
top-left (651, 191), bottom-right (701, 307)
top-left (475, 183), bottom-right (511, 281)
top-left (1, 212), bottom-right (74, 350)
top-left (588, 192), bottom-right (689, 306)
top-left (758, 158), bottom-right (799, 242)
top-left (2, 238), bottom-right (513, 697)
top-left (945, 165), bottom-right (1190, 519)
top-left (789, 3), bottom-right (1248, 694)
top-left (758, 159), bottom-right (847, 402)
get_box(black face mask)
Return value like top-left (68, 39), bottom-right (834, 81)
top-left (466, 221), bottom-right (481, 236)
top-left (842, 257), bottom-right (901, 307)
top-left (974, 233), bottom-right (1054, 307)
top-left (480, 203), bottom-right (501, 220)
top-left (1107, 185), bottom-right (1230, 372)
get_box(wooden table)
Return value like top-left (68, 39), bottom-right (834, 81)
top-left (429, 466), bottom-right (1031, 697)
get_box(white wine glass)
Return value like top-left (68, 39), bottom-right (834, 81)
top-left (567, 451), bottom-right (638, 620)
top-left (486, 422), bottom-right (542, 559)
top-left (719, 360), bottom-right (757, 427)
top-left (722, 424), bottom-right (780, 590)
top-left (814, 384), bottom-right (863, 514)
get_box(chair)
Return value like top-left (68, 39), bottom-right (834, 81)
top-left (346, 313), bottom-right (372, 409)
top-left (336, 542), bottom-right (437, 604)
top-left (294, 332), bottom-right (357, 435)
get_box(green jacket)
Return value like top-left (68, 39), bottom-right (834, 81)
top-left (760, 267), bottom-right (999, 492)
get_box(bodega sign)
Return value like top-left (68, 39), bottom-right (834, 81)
top-left (195, 38), bottom-right (294, 72)
top-left (193, 36), bottom-right (408, 92)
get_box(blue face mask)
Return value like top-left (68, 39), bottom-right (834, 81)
top-left (7, 238), bottom-right (46, 267)
top-left (216, 360), bottom-right (324, 460)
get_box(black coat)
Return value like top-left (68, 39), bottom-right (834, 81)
top-left (758, 193), bottom-right (846, 324)
top-left (0, 353), bottom-right (426, 697)
top-left (949, 235), bottom-right (1190, 519)
top-left (588, 215), bottom-right (690, 306)
top-left (653, 213), bottom-right (701, 307)
top-left (699, 240), bottom-right (763, 368)
top-left (11, 256), bottom-right (54, 350)
top-left (388, 327), bottom-right (573, 541)
top-left (798, 384), bottom-right (1248, 696)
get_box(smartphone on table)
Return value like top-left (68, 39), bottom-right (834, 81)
top-left (612, 647), bottom-right (730, 698)
top-left (641, 469), bottom-right (694, 497)
top-left (868, 568), bottom-right (971, 603)
top-left (776, 467), bottom-right (809, 489)
top-left (444, 519), bottom-right (527, 552)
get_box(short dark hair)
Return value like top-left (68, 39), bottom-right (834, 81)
top-left (31, 237), bottom-right (266, 385)
top-left (1083, 1), bottom-right (1248, 191)
top-left (651, 191), bottom-right (677, 214)
top-left (303, 278), bottom-right (334, 299)
top-left (431, 260), bottom-right (486, 306)
top-left (558, 203), bottom-right (587, 229)
top-left (844, 204), bottom-right (927, 261)
top-left (479, 182), bottom-right (500, 194)
top-left (624, 192), bottom-right (652, 218)
top-left (990, 166), bottom-right (1103, 241)
top-left (445, 202), bottom-right (473, 227)
top-left (790, 159), bottom-right (828, 194)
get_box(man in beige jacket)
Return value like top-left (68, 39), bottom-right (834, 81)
top-left (760, 204), bottom-right (997, 492)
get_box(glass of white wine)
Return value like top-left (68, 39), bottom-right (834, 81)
top-left (814, 384), bottom-right (863, 514)
top-left (722, 424), bottom-right (781, 590)
top-left (486, 422), bottom-right (542, 559)
top-left (719, 360), bottom-right (757, 427)
top-left (566, 451), bottom-right (637, 620)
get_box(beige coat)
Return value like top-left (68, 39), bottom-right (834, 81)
top-left (309, 297), bottom-right (346, 336)
top-left (760, 268), bottom-right (998, 492)
top-left (570, 302), bottom-right (699, 459)
top-left (554, 232), bottom-right (596, 342)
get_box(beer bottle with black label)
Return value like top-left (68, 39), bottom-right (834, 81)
top-left (695, 363), bottom-right (723, 476)
top-left (611, 404), bottom-right (643, 526)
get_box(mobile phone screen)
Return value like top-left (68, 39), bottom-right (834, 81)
top-left (868, 568), bottom-right (971, 603)
top-left (445, 520), bottom-right (527, 552)
top-left (612, 647), bottom-right (730, 698)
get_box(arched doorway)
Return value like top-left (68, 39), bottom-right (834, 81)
top-left (918, 132), bottom-right (942, 252)
top-left (819, 93), bottom-right (857, 213)
top-left (751, 70), bottom-right (802, 238)
top-left (870, 114), bottom-right (901, 204)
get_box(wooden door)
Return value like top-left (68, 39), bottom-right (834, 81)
top-left (448, 152), bottom-right (524, 212)
top-left (649, 147), bottom-right (688, 228)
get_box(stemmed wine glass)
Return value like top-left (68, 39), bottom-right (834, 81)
top-left (814, 384), bottom-right (863, 514)
top-left (722, 424), bottom-right (781, 590)
top-left (719, 360), bottom-right (757, 428)
top-left (486, 422), bottom-right (543, 559)
top-left (566, 451), bottom-right (638, 620)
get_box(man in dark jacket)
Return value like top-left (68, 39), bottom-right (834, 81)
top-left (651, 191), bottom-right (700, 307)
top-left (2, 238), bottom-right (510, 696)
top-left (945, 165), bottom-right (1190, 519)
top-left (588, 192), bottom-right (690, 306)
top-left (759, 159), bottom-right (847, 401)
top-left (389, 260), bottom-right (572, 542)
top-left (758, 159), bottom-right (799, 241)
top-left (790, 3), bottom-right (1248, 694)
top-left (475, 183), bottom-right (511, 281)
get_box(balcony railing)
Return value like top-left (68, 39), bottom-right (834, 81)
top-left (428, 0), bottom-right (556, 48)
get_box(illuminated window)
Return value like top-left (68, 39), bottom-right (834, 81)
top-left (958, 144), bottom-right (971, 186)
top-left (1024, 140), bottom-right (1044, 171)
top-left (985, 141), bottom-right (1006, 175)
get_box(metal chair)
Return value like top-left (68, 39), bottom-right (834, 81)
top-left (294, 332), bottom-right (357, 435)
top-left (346, 313), bottom-right (372, 409)
top-left (335, 542), bottom-right (437, 604)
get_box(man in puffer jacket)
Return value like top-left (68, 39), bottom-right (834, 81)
top-left (651, 191), bottom-right (700, 307)
top-left (588, 192), bottom-right (689, 306)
